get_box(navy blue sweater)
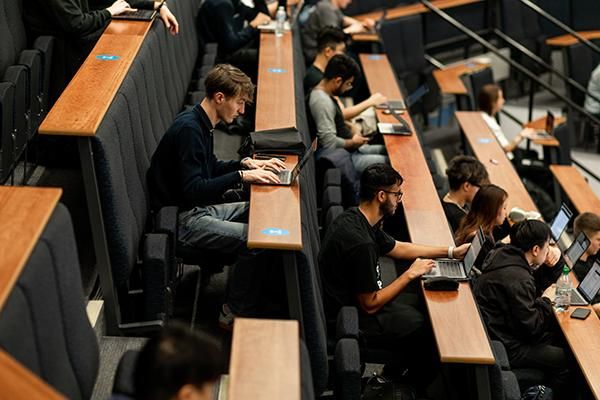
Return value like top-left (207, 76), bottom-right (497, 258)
top-left (148, 104), bottom-right (241, 211)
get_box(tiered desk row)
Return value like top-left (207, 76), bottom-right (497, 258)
top-left (359, 54), bottom-right (495, 399)
top-left (455, 111), bottom-right (600, 399)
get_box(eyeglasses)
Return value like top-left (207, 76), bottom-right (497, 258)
top-left (382, 190), bottom-right (403, 200)
top-left (344, 80), bottom-right (353, 89)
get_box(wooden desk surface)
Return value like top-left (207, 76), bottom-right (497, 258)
top-left (546, 30), bottom-right (600, 47)
top-left (228, 318), bottom-right (300, 400)
top-left (555, 308), bottom-right (600, 398)
top-left (524, 115), bottom-right (566, 147)
top-left (255, 32), bottom-right (296, 131)
top-left (39, 20), bottom-right (151, 137)
top-left (455, 112), bottom-right (538, 212)
top-left (0, 187), bottom-right (62, 310)
top-left (550, 165), bottom-right (600, 215)
top-left (0, 349), bottom-right (66, 400)
top-left (248, 155), bottom-right (302, 250)
top-left (433, 61), bottom-right (489, 95)
top-left (351, 32), bottom-right (380, 42)
top-left (360, 54), bottom-right (494, 365)
top-left (248, 32), bottom-right (301, 250)
top-left (354, 0), bottom-right (482, 23)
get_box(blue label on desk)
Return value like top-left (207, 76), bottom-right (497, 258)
top-left (261, 228), bottom-right (290, 236)
top-left (367, 55), bottom-right (382, 60)
top-left (268, 68), bottom-right (287, 73)
top-left (96, 54), bottom-right (120, 61)
top-left (477, 138), bottom-right (493, 144)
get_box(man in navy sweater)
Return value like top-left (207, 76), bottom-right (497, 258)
top-left (148, 64), bottom-right (285, 329)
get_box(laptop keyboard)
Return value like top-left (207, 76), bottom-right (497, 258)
top-left (278, 170), bottom-right (291, 182)
top-left (437, 260), bottom-right (463, 278)
top-left (571, 289), bottom-right (586, 305)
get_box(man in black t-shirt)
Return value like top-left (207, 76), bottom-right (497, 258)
top-left (319, 163), bottom-right (469, 385)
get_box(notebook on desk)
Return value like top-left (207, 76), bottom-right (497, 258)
top-left (112, 9), bottom-right (156, 21)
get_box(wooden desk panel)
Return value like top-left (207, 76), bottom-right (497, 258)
top-left (351, 32), bottom-right (380, 42)
top-left (546, 31), bottom-right (600, 47)
top-left (255, 32), bottom-right (296, 131)
top-left (39, 32), bottom-right (147, 136)
top-left (0, 187), bottom-right (62, 310)
top-left (0, 349), bottom-right (66, 400)
top-left (550, 165), bottom-right (600, 215)
top-left (354, 0), bottom-right (482, 23)
top-left (104, 19), bottom-right (150, 35)
top-left (248, 155), bottom-right (302, 250)
top-left (455, 112), bottom-right (538, 212)
top-left (555, 309), bottom-right (600, 398)
top-left (362, 55), bottom-right (493, 365)
top-left (228, 318), bottom-right (300, 400)
top-left (433, 61), bottom-right (489, 95)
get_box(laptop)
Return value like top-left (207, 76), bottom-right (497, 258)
top-left (570, 260), bottom-right (600, 306)
top-left (257, 145), bottom-right (314, 186)
top-left (376, 84), bottom-right (430, 111)
top-left (549, 203), bottom-right (573, 244)
top-left (376, 121), bottom-right (411, 136)
top-left (423, 227), bottom-right (486, 280)
top-left (564, 231), bottom-right (591, 269)
top-left (112, 9), bottom-right (156, 21)
top-left (535, 111), bottom-right (555, 139)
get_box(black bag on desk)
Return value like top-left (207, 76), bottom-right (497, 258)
top-left (238, 126), bottom-right (306, 157)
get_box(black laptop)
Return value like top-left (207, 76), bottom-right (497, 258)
top-left (112, 9), bottom-right (156, 21)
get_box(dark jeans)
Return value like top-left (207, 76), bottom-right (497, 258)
top-left (510, 335), bottom-right (572, 400)
top-left (178, 201), bottom-right (268, 316)
top-left (359, 292), bottom-right (439, 388)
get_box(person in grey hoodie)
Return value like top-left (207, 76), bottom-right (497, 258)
top-left (474, 219), bottom-right (572, 399)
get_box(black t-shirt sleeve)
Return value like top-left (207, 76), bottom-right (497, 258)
top-left (442, 201), bottom-right (466, 233)
top-left (493, 219), bottom-right (511, 242)
top-left (376, 229), bottom-right (396, 255)
top-left (347, 243), bottom-right (382, 294)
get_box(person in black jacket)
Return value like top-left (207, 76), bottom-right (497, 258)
top-left (199, 0), bottom-right (272, 78)
top-left (474, 220), bottom-right (572, 399)
top-left (147, 64), bottom-right (286, 330)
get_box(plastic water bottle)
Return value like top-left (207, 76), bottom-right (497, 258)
top-left (555, 265), bottom-right (572, 312)
top-left (275, 6), bottom-right (286, 37)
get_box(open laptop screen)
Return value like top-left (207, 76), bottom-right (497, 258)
top-left (579, 261), bottom-right (600, 302)
top-left (550, 203), bottom-right (573, 241)
top-left (565, 231), bottom-right (590, 264)
top-left (463, 228), bottom-right (483, 273)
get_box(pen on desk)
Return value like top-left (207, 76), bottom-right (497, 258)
top-left (489, 158), bottom-right (499, 165)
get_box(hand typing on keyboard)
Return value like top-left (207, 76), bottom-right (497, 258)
top-left (406, 258), bottom-right (436, 280)
top-left (242, 157), bottom-right (286, 172)
top-left (107, 0), bottom-right (136, 16)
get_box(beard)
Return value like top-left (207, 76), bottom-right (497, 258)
top-left (379, 200), bottom-right (396, 218)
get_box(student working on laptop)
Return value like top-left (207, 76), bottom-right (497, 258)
top-left (309, 54), bottom-right (388, 175)
top-left (474, 220), bottom-right (573, 400)
top-left (147, 64), bottom-right (286, 330)
top-left (442, 155), bottom-right (490, 233)
top-left (572, 212), bottom-right (600, 315)
top-left (319, 164), bottom-right (469, 394)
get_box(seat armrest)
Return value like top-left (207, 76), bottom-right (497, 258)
top-left (334, 338), bottom-right (361, 400)
top-left (336, 306), bottom-right (359, 341)
top-left (142, 233), bottom-right (172, 320)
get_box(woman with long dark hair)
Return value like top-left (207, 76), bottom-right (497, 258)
top-left (455, 184), bottom-right (509, 246)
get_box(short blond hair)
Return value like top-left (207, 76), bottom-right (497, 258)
top-left (204, 64), bottom-right (255, 103)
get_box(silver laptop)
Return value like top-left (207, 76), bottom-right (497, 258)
top-left (570, 261), bottom-right (600, 306)
top-left (564, 231), bottom-right (591, 268)
top-left (376, 84), bottom-right (429, 111)
top-left (549, 203), bottom-right (573, 244)
top-left (259, 145), bottom-right (314, 186)
top-left (423, 228), bottom-right (486, 280)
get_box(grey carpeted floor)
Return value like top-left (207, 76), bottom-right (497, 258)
top-left (91, 337), bottom-right (147, 400)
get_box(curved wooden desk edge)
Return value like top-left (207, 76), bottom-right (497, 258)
top-left (0, 187), bottom-right (62, 311)
top-left (0, 349), bottom-right (66, 400)
top-left (39, 19), bottom-right (153, 137)
top-left (546, 30), bottom-right (600, 47)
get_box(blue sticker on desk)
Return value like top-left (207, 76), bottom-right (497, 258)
top-left (96, 54), bottom-right (120, 61)
top-left (268, 68), bottom-right (287, 73)
top-left (261, 228), bottom-right (290, 236)
top-left (477, 138), bottom-right (493, 144)
top-left (367, 55), bottom-right (382, 60)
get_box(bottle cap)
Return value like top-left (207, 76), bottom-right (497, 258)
top-left (563, 265), bottom-right (570, 274)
